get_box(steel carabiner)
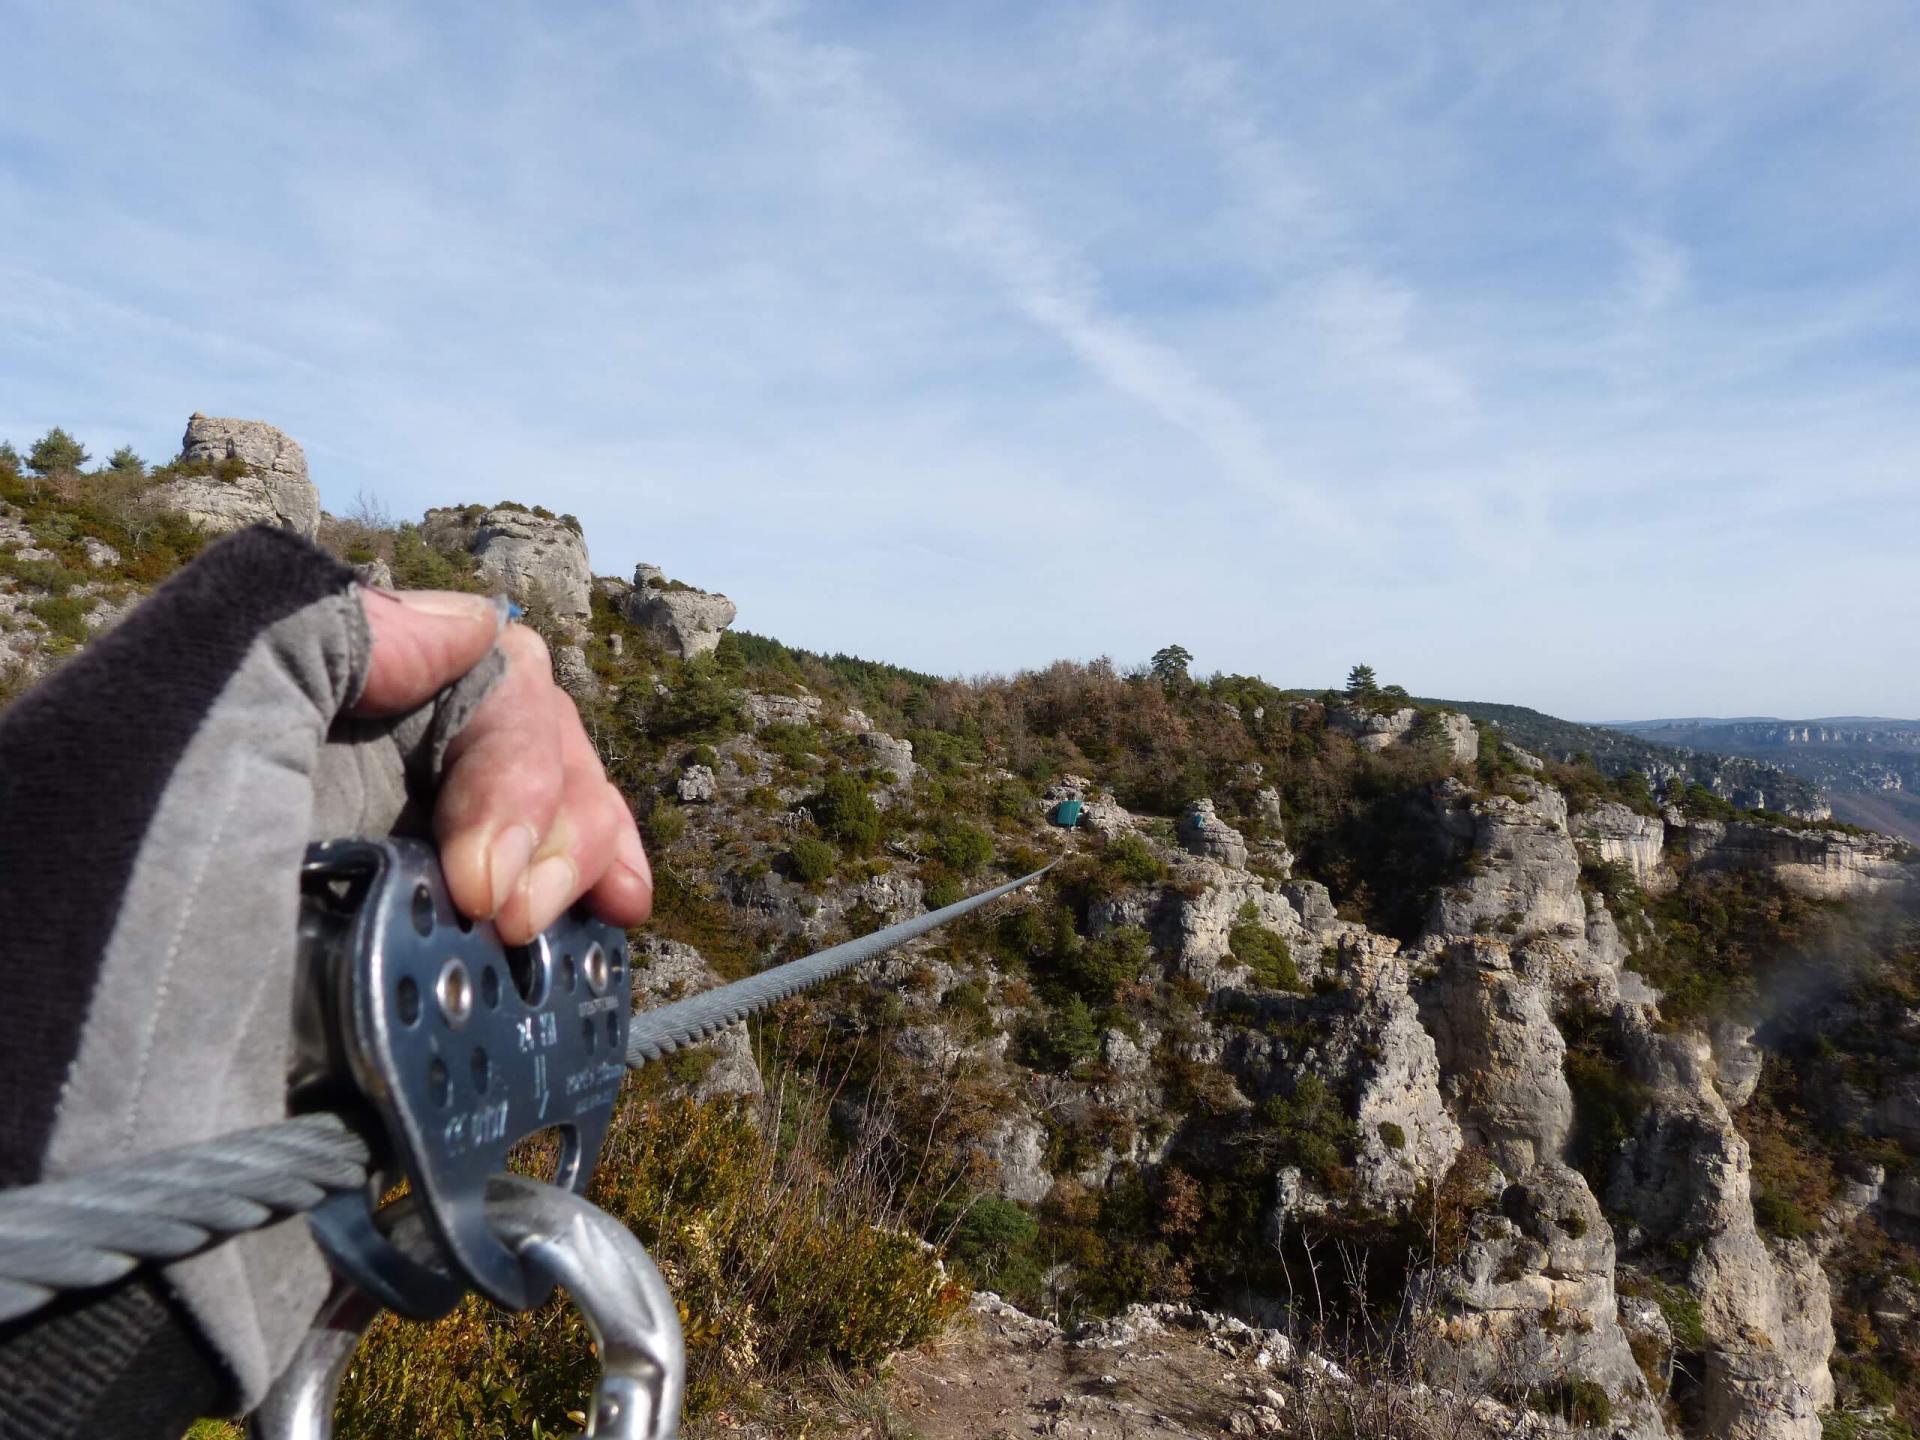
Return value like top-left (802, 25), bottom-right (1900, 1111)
top-left (253, 1176), bottom-right (684, 1440)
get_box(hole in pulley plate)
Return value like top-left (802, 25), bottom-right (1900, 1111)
top-left (504, 939), bottom-right (548, 1007)
top-left (505, 1123), bottom-right (583, 1189)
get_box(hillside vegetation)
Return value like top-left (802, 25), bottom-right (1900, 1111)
top-left (8, 423), bottom-right (1920, 1440)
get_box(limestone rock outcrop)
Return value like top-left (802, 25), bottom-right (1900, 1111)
top-left (741, 689), bottom-right (824, 731)
top-left (1572, 802), bottom-right (1669, 891)
top-left (416, 504), bottom-right (593, 620)
top-left (149, 414), bottom-right (321, 538)
top-left (473, 509), bottom-right (591, 618)
top-left (1328, 704), bottom-right (1478, 764)
top-left (677, 763), bottom-right (718, 803)
top-left (631, 937), bottom-right (764, 1101)
top-left (1179, 799), bottom-right (1248, 868)
top-left (624, 564), bottom-right (736, 658)
top-left (1426, 779), bottom-right (1586, 941)
top-left (1423, 1162), bottom-right (1666, 1440)
top-left (1610, 1013), bottom-right (1834, 1440)
top-left (1677, 816), bottom-right (1911, 899)
top-left (1418, 939), bottom-right (1573, 1174)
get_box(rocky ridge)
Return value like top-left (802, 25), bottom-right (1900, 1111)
top-left (6, 417), bottom-right (1920, 1440)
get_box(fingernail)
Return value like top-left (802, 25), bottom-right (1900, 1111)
top-left (390, 590), bottom-right (503, 624)
top-left (525, 855), bottom-right (579, 930)
top-left (488, 825), bottom-right (538, 914)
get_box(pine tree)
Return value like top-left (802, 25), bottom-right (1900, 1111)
top-left (1150, 644), bottom-right (1193, 688)
top-left (26, 427), bottom-right (88, 476)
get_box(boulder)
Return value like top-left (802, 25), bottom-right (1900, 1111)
top-left (677, 763), bottom-right (717, 803)
top-left (415, 504), bottom-right (593, 620)
top-left (149, 414), bottom-right (321, 538)
top-left (624, 563), bottom-right (736, 658)
top-left (972, 1113), bottom-right (1053, 1204)
top-left (80, 537), bottom-right (121, 569)
top-left (740, 689), bottom-right (824, 730)
top-left (1327, 705), bottom-right (1478, 764)
top-left (1080, 792), bottom-right (1137, 839)
top-left (553, 645), bottom-right (597, 699)
top-left (351, 557), bottom-right (393, 589)
top-left (1179, 799), bottom-right (1247, 868)
top-left (471, 508), bottom-right (591, 618)
top-left (861, 729), bottom-right (917, 786)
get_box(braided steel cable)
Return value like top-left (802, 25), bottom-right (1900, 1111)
top-left (625, 864), bottom-right (1049, 1065)
top-left (0, 1113), bottom-right (370, 1323)
top-left (0, 864), bottom-right (1050, 1323)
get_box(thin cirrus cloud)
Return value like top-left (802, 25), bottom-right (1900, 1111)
top-left (0, 0), bottom-right (1916, 719)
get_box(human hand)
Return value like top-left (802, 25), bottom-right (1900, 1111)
top-left (356, 589), bottom-right (652, 944)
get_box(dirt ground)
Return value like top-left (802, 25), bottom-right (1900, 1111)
top-left (698, 1296), bottom-right (1317, 1440)
top-left (881, 1298), bottom-right (1277, 1439)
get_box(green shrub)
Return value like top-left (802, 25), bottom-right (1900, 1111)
top-left (1030, 996), bottom-right (1100, 1072)
top-left (645, 802), bottom-right (687, 848)
top-left (988, 779), bottom-right (1035, 819)
top-left (1251, 1074), bottom-right (1355, 1187)
top-left (788, 835), bottom-right (838, 885)
top-left (28, 592), bottom-right (94, 643)
top-left (1753, 1185), bottom-right (1817, 1239)
top-left (1104, 833), bottom-right (1167, 886)
top-left (925, 877), bottom-right (965, 909)
top-left (809, 774), bottom-right (881, 851)
top-left (1633, 1274), bottom-right (1706, 1351)
top-left (1064, 927), bottom-right (1149, 1001)
top-left (335, 1091), bottom-right (963, 1433)
top-left (935, 824), bottom-right (995, 876)
top-left (655, 660), bottom-right (744, 742)
top-left (688, 743), bottom-right (720, 769)
top-left (387, 523), bottom-right (486, 592)
top-left (1563, 1042), bottom-right (1650, 1191)
top-left (1377, 1121), bottom-right (1406, 1150)
top-left (943, 1195), bottom-right (1039, 1287)
top-left (0, 554), bottom-right (81, 593)
top-left (1228, 908), bottom-right (1301, 991)
top-left (1518, 1378), bottom-right (1611, 1428)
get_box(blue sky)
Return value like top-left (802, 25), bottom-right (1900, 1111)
top-left (3, 1), bottom-right (1918, 719)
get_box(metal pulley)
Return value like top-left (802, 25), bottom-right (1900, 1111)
top-left (271, 838), bottom-right (681, 1438)
top-left (291, 838), bottom-right (634, 1315)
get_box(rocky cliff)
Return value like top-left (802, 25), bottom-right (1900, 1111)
top-left (1616, 716), bottom-right (1920, 845)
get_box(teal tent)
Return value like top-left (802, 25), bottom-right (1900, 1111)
top-left (1051, 799), bottom-right (1083, 827)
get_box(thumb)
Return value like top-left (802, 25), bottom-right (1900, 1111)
top-left (353, 587), bottom-right (509, 715)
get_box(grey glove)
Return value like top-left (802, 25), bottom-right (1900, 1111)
top-left (0, 526), bottom-right (505, 1430)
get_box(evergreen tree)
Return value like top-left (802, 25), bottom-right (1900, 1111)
top-left (27, 427), bottom-right (88, 476)
top-left (1150, 644), bottom-right (1192, 687)
top-left (106, 445), bottom-right (145, 475)
top-left (1345, 663), bottom-right (1379, 702)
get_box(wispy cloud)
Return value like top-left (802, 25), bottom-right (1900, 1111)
top-left (2, 0), bottom-right (1918, 716)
